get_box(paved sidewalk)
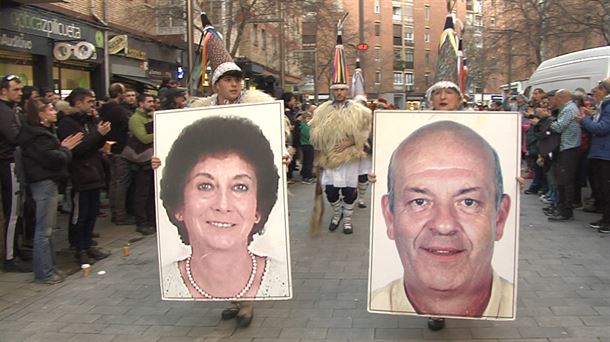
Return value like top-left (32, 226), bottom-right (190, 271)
top-left (0, 182), bottom-right (608, 341)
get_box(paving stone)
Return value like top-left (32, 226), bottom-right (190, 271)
top-left (66, 333), bottom-right (115, 342)
top-left (374, 328), bottom-right (423, 339)
top-left (470, 327), bottom-right (522, 339)
top-left (231, 326), bottom-right (281, 338)
top-left (550, 306), bottom-right (600, 316)
top-left (59, 322), bottom-right (108, 334)
top-left (111, 336), bottom-right (161, 342)
top-left (517, 327), bottom-right (570, 338)
top-left (565, 326), bottom-right (610, 338)
top-left (23, 332), bottom-right (78, 342)
top-left (99, 323), bottom-right (149, 335)
top-left (278, 327), bottom-right (327, 339)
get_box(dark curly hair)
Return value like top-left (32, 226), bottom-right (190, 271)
top-left (160, 115), bottom-right (279, 245)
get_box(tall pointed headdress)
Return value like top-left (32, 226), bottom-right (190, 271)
top-left (200, 13), bottom-right (242, 87)
top-left (434, 1), bottom-right (459, 84)
top-left (351, 58), bottom-right (367, 103)
top-left (330, 13), bottom-right (349, 90)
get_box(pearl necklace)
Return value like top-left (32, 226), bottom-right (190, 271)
top-left (185, 251), bottom-right (257, 300)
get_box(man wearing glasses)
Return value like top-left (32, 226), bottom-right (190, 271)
top-left (0, 74), bottom-right (30, 272)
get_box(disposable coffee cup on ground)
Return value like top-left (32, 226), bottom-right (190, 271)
top-left (81, 264), bottom-right (91, 277)
top-left (122, 244), bottom-right (130, 256)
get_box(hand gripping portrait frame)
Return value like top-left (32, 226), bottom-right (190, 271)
top-left (154, 101), bottom-right (292, 301)
top-left (368, 111), bottom-right (520, 320)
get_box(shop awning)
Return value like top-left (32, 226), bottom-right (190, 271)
top-left (113, 74), bottom-right (159, 89)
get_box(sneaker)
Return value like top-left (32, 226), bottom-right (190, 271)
top-left (357, 201), bottom-right (367, 209)
top-left (87, 247), bottom-right (110, 261)
top-left (541, 197), bottom-right (554, 204)
top-left (34, 272), bottom-right (65, 285)
top-left (572, 203), bottom-right (584, 210)
top-left (136, 226), bottom-right (156, 236)
top-left (589, 220), bottom-right (603, 229)
top-left (3, 258), bottom-right (32, 273)
top-left (301, 178), bottom-right (315, 184)
top-left (598, 224), bottom-right (610, 234)
top-left (524, 189), bottom-right (538, 195)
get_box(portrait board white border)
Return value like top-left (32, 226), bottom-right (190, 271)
top-left (154, 100), bottom-right (292, 301)
top-left (367, 111), bottom-right (520, 320)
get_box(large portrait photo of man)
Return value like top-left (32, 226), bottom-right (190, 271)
top-left (368, 112), bottom-right (520, 320)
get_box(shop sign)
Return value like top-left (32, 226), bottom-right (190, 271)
top-left (0, 32), bottom-right (32, 50)
top-left (108, 35), bottom-right (127, 54)
top-left (53, 42), bottom-right (97, 61)
top-left (0, 7), bottom-right (98, 42)
top-left (126, 48), bottom-right (147, 60)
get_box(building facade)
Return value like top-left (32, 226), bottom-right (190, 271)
top-left (1, 0), bottom-right (185, 97)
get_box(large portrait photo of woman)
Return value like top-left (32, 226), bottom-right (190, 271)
top-left (155, 102), bottom-right (291, 301)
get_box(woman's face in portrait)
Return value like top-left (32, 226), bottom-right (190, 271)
top-left (176, 153), bottom-right (260, 252)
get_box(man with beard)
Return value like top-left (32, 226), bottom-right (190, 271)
top-left (123, 94), bottom-right (156, 235)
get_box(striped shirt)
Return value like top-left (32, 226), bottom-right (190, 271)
top-left (550, 101), bottom-right (581, 151)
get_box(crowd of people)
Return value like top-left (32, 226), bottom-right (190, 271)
top-left (0, 74), bottom-right (189, 284)
top-left (516, 80), bottom-right (610, 233)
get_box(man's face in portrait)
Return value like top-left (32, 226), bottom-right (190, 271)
top-left (381, 126), bottom-right (511, 300)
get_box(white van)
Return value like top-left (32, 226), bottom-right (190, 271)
top-left (523, 46), bottom-right (610, 97)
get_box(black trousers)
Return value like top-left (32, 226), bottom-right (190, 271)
top-left (133, 165), bottom-right (155, 227)
top-left (0, 160), bottom-right (19, 261)
top-left (300, 145), bottom-right (314, 179)
top-left (325, 186), bottom-right (357, 204)
top-left (70, 189), bottom-right (100, 252)
top-left (554, 148), bottom-right (580, 217)
top-left (590, 159), bottom-right (610, 223)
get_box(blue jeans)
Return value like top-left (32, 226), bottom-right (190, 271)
top-left (30, 180), bottom-right (58, 280)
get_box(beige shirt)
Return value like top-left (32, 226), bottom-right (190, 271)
top-left (370, 271), bottom-right (515, 319)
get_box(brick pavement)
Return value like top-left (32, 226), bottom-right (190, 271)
top-left (0, 182), bottom-right (608, 341)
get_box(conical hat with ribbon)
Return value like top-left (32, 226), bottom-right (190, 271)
top-left (434, 12), bottom-right (459, 84)
top-left (330, 17), bottom-right (349, 90)
top-left (200, 13), bottom-right (242, 86)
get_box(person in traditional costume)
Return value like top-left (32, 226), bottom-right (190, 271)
top-left (309, 21), bottom-right (372, 235)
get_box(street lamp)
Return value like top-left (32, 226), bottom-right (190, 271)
top-left (294, 49), bottom-right (318, 103)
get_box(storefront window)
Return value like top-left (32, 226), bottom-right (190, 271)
top-left (0, 63), bottom-right (33, 86)
top-left (53, 67), bottom-right (91, 97)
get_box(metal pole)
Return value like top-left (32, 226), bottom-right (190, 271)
top-left (358, 0), bottom-right (364, 57)
top-left (186, 0), bottom-right (194, 91)
top-left (313, 49), bottom-right (318, 103)
top-left (278, 0), bottom-right (285, 90)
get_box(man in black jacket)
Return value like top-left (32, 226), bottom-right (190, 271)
top-left (99, 83), bottom-right (134, 225)
top-left (57, 88), bottom-right (112, 265)
top-left (0, 74), bottom-right (30, 272)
